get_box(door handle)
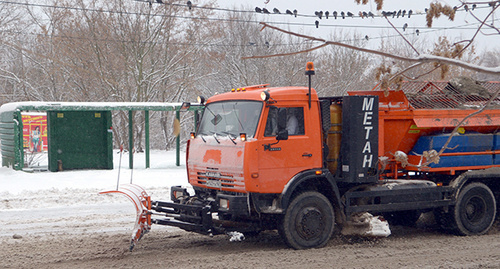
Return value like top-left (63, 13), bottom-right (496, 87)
top-left (302, 153), bottom-right (312, 157)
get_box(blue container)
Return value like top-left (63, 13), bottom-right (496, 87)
top-left (494, 134), bottom-right (500, 165)
top-left (411, 133), bottom-right (494, 168)
top-left (431, 155), bottom-right (492, 168)
top-left (411, 133), bottom-right (493, 154)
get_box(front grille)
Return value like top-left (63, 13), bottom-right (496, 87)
top-left (195, 167), bottom-right (244, 190)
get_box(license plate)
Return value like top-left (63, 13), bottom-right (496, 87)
top-left (206, 180), bottom-right (221, 188)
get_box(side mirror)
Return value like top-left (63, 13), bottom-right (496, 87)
top-left (276, 129), bottom-right (288, 140)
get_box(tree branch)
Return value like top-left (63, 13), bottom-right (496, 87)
top-left (384, 16), bottom-right (420, 56)
top-left (245, 22), bottom-right (500, 75)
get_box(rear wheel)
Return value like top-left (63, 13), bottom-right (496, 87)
top-left (279, 191), bottom-right (335, 249)
top-left (453, 182), bottom-right (496, 235)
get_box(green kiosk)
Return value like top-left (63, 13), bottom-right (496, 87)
top-left (0, 101), bottom-right (201, 172)
top-left (47, 111), bottom-right (113, 171)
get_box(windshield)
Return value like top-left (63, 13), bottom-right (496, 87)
top-left (198, 101), bottom-right (263, 138)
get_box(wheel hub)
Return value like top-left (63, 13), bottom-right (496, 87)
top-left (465, 196), bottom-right (486, 223)
top-left (299, 208), bottom-right (323, 238)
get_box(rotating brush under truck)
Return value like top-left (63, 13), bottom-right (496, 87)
top-left (102, 64), bottom-right (500, 250)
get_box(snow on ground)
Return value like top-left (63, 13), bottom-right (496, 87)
top-left (1, 150), bottom-right (188, 195)
top-left (0, 150), bottom-right (189, 238)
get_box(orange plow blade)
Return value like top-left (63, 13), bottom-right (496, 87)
top-left (99, 184), bottom-right (152, 251)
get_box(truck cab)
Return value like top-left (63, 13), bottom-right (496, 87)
top-left (183, 85), bottom-right (329, 235)
top-left (189, 85), bottom-right (322, 193)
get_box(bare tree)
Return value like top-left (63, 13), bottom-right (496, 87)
top-left (477, 48), bottom-right (500, 81)
top-left (314, 32), bottom-right (372, 95)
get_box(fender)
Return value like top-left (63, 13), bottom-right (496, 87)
top-left (449, 167), bottom-right (500, 199)
top-left (279, 169), bottom-right (343, 211)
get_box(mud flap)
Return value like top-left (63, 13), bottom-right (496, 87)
top-left (99, 184), bottom-right (152, 251)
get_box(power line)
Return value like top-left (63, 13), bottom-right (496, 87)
top-left (0, 28), bottom-right (312, 46)
top-left (132, 0), bottom-right (495, 19)
top-left (0, 0), bottom-right (497, 49)
top-left (2, 15), bottom-right (496, 47)
top-left (0, 0), bottom-right (493, 31)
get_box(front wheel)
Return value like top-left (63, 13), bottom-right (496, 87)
top-left (279, 191), bottom-right (335, 250)
top-left (453, 182), bottom-right (496, 235)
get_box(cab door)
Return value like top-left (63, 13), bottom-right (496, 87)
top-left (257, 105), bottom-right (322, 193)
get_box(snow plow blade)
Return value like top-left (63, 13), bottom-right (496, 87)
top-left (99, 184), bottom-right (152, 251)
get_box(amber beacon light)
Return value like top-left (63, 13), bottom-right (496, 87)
top-left (305, 62), bottom-right (315, 75)
top-left (305, 62), bottom-right (315, 109)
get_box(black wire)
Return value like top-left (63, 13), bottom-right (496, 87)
top-left (2, 17), bottom-right (495, 46)
top-left (0, 0), bottom-right (496, 46)
top-left (132, 0), bottom-right (494, 19)
top-left (2, 0), bottom-right (495, 22)
top-left (0, 0), bottom-right (494, 31)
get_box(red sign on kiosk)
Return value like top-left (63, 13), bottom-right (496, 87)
top-left (22, 113), bottom-right (48, 152)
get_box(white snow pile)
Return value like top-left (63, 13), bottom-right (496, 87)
top-left (341, 212), bottom-right (391, 238)
top-left (227, 231), bottom-right (245, 242)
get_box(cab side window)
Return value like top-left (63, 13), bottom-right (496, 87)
top-left (264, 107), bottom-right (304, 137)
top-left (286, 107), bottom-right (304, 135)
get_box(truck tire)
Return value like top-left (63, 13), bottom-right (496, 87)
top-left (453, 182), bottom-right (496, 235)
top-left (279, 191), bottom-right (335, 250)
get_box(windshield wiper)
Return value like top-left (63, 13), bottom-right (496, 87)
top-left (220, 131), bottom-right (237, 145)
top-left (213, 133), bottom-right (220, 144)
top-left (196, 132), bottom-right (208, 143)
top-left (208, 131), bottom-right (220, 144)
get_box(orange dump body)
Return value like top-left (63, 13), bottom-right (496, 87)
top-left (349, 90), bottom-right (500, 176)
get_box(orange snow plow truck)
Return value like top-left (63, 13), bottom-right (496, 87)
top-left (102, 63), bottom-right (500, 250)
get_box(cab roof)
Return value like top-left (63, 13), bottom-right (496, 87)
top-left (207, 85), bottom-right (319, 104)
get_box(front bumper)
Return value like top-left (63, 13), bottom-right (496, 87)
top-left (150, 186), bottom-right (257, 235)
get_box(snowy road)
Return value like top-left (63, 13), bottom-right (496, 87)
top-left (0, 151), bottom-right (499, 268)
